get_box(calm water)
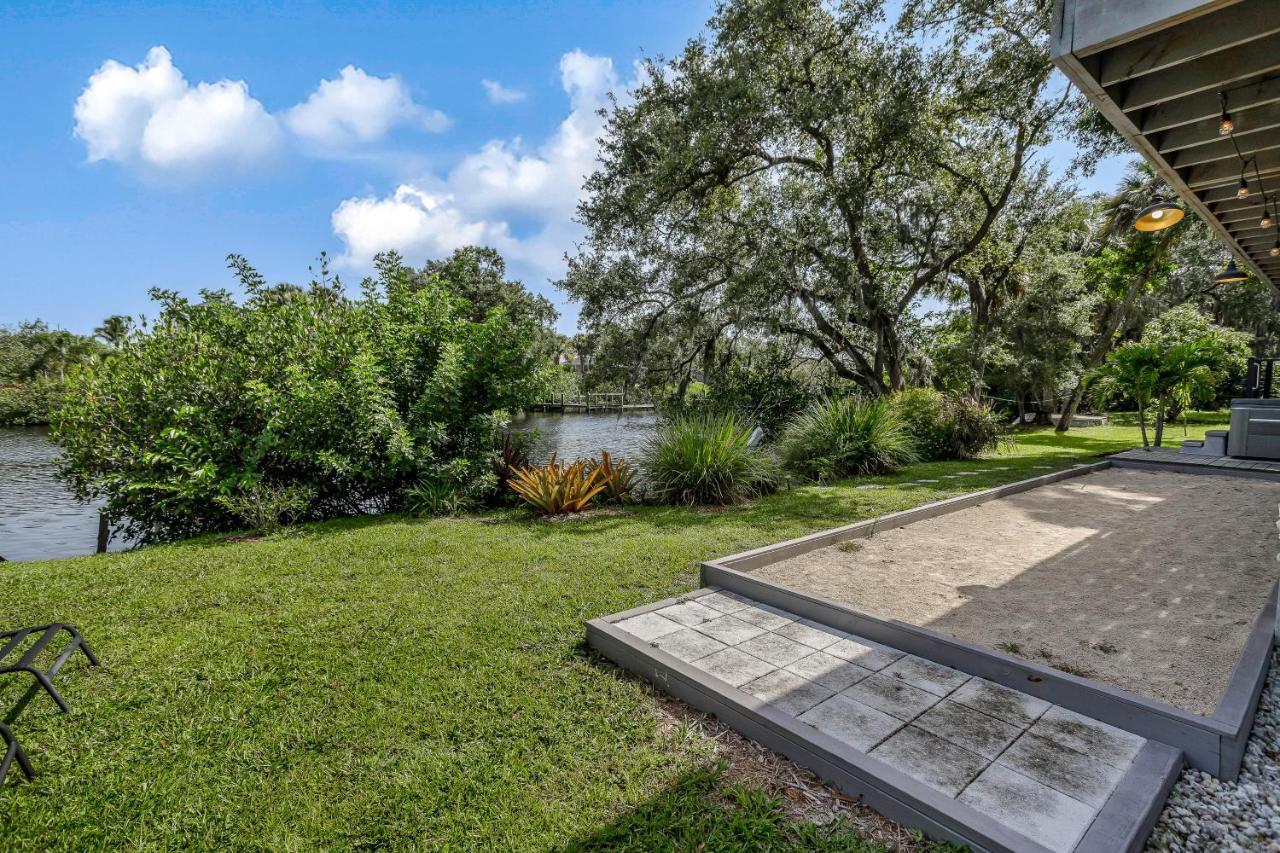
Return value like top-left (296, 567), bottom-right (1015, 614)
top-left (0, 428), bottom-right (127, 562)
top-left (510, 410), bottom-right (658, 464)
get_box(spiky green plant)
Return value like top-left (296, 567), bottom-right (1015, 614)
top-left (779, 396), bottom-right (917, 482)
top-left (640, 414), bottom-right (779, 505)
top-left (591, 450), bottom-right (638, 503)
top-left (508, 455), bottom-right (608, 515)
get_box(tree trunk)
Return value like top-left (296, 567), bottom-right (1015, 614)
top-left (1137, 403), bottom-right (1149, 448)
top-left (1153, 400), bottom-right (1166, 447)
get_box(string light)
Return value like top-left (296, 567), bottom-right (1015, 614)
top-left (1220, 93), bottom-right (1234, 136)
top-left (1262, 208), bottom-right (1274, 230)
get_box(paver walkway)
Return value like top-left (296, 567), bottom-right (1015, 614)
top-left (613, 590), bottom-right (1149, 852)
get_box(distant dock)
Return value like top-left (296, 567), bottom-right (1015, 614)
top-left (532, 393), bottom-right (655, 414)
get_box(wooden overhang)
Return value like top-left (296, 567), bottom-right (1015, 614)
top-left (1051, 0), bottom-right (1280, 287)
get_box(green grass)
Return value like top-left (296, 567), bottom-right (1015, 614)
top-left (0, 418), bottom-right (1225, 849)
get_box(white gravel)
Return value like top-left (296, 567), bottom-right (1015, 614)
top-left (1147, 650), bottom-right (1280, 851)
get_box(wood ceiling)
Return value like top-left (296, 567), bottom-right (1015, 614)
top-left (1051, 0), bottom-right (1280, 287)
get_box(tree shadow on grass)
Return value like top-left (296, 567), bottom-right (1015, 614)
top-left (558, 763), bottom-right (903, 853)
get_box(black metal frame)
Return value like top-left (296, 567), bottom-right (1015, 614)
top-left (1242, 357), bottom-right (1279, 399)
top-left (0, 623), bottom-right (99, 714)
top-left (0, 723), bottom-right (34, 786)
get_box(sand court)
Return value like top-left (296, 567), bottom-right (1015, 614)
top-left (753, 467), bottom-right (1280, 716)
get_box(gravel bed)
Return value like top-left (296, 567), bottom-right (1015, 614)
top-left (1147, 649), bottom-right (1280, 851)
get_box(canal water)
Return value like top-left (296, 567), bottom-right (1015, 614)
top-left (0, 412), bottom-right (660, 562)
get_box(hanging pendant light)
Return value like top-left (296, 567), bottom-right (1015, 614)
top-left (1215, 260), bottom-right (1248, 283)
top-left (1262, 207), bottom-right (1275, 229)
top-left (1271, 239), bottom-right (1280, 257)
top-left (1237, 178), bottom-right (1251, 199)
top-left (1133, 196), bottom-right (1184, 232)
top-left (1219, 93), bottom-right (1234, 136)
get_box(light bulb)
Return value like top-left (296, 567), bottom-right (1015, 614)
top-left (1262, 211), bottom-right (1274, 229)
top-left (1272, 243), bottom-right (1280, 257)
top-left (1238, 180), bottom-right (1251, 199)
top-left (1220, 113), bottom-right (1234, 136)
top-left (1152, 209), bottom-right (1164, 219)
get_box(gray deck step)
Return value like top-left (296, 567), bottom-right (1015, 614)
top-left (589, 589), bottom-right (1182, 853)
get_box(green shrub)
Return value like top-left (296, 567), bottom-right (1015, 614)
top-left (779, 397), bottom-right (916, 482)
top-left (53, 251), bottom-right (551, 543)
top-left (641, 414), bottom-right (779, 505)
top-left (214, 482), bottom-right (314, 536)
top-left (404, 478), bottom-right (470, 517)
top-left (0, 379), bottom-right (61, 426)
top-left (670, 348), bottom-right (834, 438)
top-left (890, 387), bottom-right (1003, 461)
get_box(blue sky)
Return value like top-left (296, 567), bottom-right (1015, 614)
top-left (0, 1), bottom-right (1132, 336)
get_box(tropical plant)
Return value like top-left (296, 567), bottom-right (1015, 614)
top-left (54, 250), bottom-right (552, 542)
top-left (780, 397), bottom-right (917, 482)
top-left (891, 388), bottom-right (1005, 461)
top-left (508, 455), bottom-right (608, 516)
top-left (404, 478), bottom-right (469, 517)
top-left (640, 414), bottom-right (779, 505)
top-left (1088, 343), bottom-right (1164, 447)
top-left (214, 482), bottom-right (314, 536)
top-left (591, 450), bottom-right (638, 503)
top-left (490, 430), bottom-right (536, 499)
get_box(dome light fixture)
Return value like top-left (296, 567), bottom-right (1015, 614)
top-left (1215, 260), bottom-right (1248, 283)
top-left (1133, 196), bottom-right (1184, 232)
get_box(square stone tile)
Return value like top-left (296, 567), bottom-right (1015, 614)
top-left (735, 632), bottom-right (814, 668)
top-left (615, 611), bottom-right (682, 642)
top-left (996, 731), bottom-right (1127, 808)
top-left (824, 636), bottom-right (903, 671)
top-left (913, 699), bottom-right (1022, 760)
top-left (693, 614), bottom-right (768, 645)
top-left (1030, 705), bottom-right (1145, 768)
top-left (743, 669), bottom-right (834, 716)
top-left (774, 619), bottom-right (844, 650)
top-left (691, 647), bottom-right (777, 687)
top-left (881, 655), bottom-right (970, 697)
top-left (869, 725), bottom-right (988, 797)
top-left (798, 694), bottom-right (903, 751)
top-left (697, 590), bottom-right (754, 614)
top-left (958, 763), bottom-right (1096, 853)
top-left (656, 600), bottom-right (722, 628)
top-left (733, 604), bottom-right (796, 631)
top-left (840, 672), bottom-right (941, 721)
top-left (650, 627), bottom-right (728, 662)
top-left (949, 677), bottom-right (1050, 728)
top-left (785, 651), bottom-right (875, 692)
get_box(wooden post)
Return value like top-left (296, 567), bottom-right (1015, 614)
top-left (96, 512), bottom-right (109, 554)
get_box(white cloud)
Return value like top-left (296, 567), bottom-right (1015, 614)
top-left (481, 79), bottom-right (527, 104)
top-left (73, 46), bottom-right (281, 173)
top-left (332, 50), bottom-right (622, 285)
top-left (287, 66), bottom-right (450, 146)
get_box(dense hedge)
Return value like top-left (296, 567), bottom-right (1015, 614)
top-left (53, 252), bottom-right (551, 542)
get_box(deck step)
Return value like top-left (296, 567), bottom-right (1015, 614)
top-left (589, 589), bottom-right (1182, 853)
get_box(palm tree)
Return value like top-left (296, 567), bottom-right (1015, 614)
top-left (93, 315), bottom-right (132, 348)
top-left (1089, 342), bottom-right (1161, 447)
top-left (1057, 164), bottom-right (1188, 433)
top-left (1151, 340), bottom-right (1217, 447)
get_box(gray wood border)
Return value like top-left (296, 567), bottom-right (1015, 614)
top-left (587, 616), bottom-right (1055, 853)
top-left (698, 462), bottom-right (1275, 779)
top-left (1110, 456), bottom-right (1280, 482)
top-left (1076, 741), bottom-right (1184, 853)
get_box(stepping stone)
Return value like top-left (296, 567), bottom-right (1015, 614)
top-left (733, 604), bottom-right (795, 631)
top-left (743, 669), bottom-right (834, 716)
top-left (649, 627), bottom-right (727, 662)
top-left (616, 611), bottom-right (683, 642)
top-left (656, 600), bottom-right (721, 627)
top-left (855, 484), bottom-right (886, 490)
top-left (1028, 705), bottom-right (1145, 768)
top-left (881, 655), bottom-right (971, 697)
top-left (1032, 465), bottom-right (1054, 470)
top-left (825, 636), bottom-right (903, 671)
top-left (913, 699), bottom-right (1022, 760)
top-left (955, 471), bottom-right (981, 475)
top-left (941, 474), bottom-right (962, 479)
top-left (870, 725), bottom-right (988, 797)
top-left (693, 614), bottom-right (768, 645)
top-left (697, 590), bottom-right (754, 614)
top-left (915, 478), bottom-right (940, 483)
top-left (736, 632), bottom-right (815, 667)
top-left (995, 731), bottom-right (1127, 808)
top-left (799, 694), bottom-right (903, 751)
top-left (774, 619), bottom-right (845, 650)
top-left (692, 647), bottom-right (776, 687)
top-left (786, 651), bottom-right (875, 692)
top-left (841, 672), bottom-right (941, 721)
top-left (958, 763), bottom-right (1096, 853)
top-left (949, 678), bottom-right (1050, 729)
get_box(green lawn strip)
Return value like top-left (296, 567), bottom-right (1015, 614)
top-left (0, 421), bottom-right (1224, 849)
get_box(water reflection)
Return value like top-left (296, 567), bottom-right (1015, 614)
top-left (509, 411), bottom-right (658, 465)
top-left (0, 428), bottom-right (127, 562)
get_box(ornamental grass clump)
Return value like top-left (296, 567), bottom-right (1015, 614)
top-left (640, 414), bottom-right (779, 505)
top-left (508, 455), bottom-right (608, 516)
top-left (780, 396), bottom-right (916, 482)
top-left (591, 450), bottom-right (638, 503)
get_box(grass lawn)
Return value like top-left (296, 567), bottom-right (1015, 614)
top-left (0, 418), bottom-right (1226, 850)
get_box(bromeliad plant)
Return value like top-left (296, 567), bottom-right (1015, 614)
top-left (508, 455), bottom-right (608, 516)
top-left (592, 450), bottom-right (638, 503)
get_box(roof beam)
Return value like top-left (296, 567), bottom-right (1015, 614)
top-left (1116, 34), bottom-right (1280, 112)
top-left (1139, 75), bottom-right (1280, 134)
top-left (1185, 149), bottom-right (1280, 189)
top-left (1099, 3), bottom-right (1280, 86)
top-left (1170, 134), bottom-right (1280, 169)
top-left (1157, 102), bottom-right (1280, 153)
